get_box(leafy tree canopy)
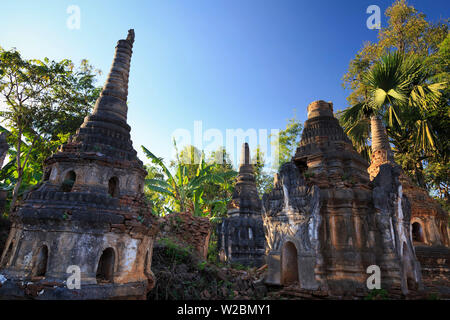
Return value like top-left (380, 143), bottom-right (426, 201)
top-left (342, 0), bottom-right (448, 106)
top-left (0, 46), bottom-right (101, 212)
top-left (271, 112), bottom-right (303, 169)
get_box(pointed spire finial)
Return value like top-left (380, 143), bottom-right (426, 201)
top-left (240, 143), bottom-right (250, 166)
top-left (127, 29), bottom-right (135, 45)
top-left (92, 29), bottom-right (136, 121)
top-left (100, 30), bottom-right (135, 102)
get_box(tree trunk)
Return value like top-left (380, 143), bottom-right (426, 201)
top-left (10, 174), bottom-right (23, 213)
top-left (9, 134), bottom-right (36, 213)
top-left (370, 115), bottom-right (393, 157)
top-left (415, 161), bottom-right (426, 189)
top-left (10, 128), bottom-right (23, 214)
top-left (0, 133), bottom-right (8, 168)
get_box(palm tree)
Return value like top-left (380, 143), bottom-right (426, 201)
top-left (340, 51), bottom-right (444, 167)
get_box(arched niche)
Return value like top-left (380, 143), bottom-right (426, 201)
top-left (33, 245), bottom-right (49, 277)
top-left (61, 170), bottom-right (76, 192)
top-left (412, 222), bottom-right (424, 243)
top-left (108, 177), bottom-right (119, 198)
top-left (281, 241), bottom-right (299, 286)
top-left (96, 248), bottom-right (115, 284)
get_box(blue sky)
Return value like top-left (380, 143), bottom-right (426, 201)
top-left (1, 0), bottom-right (448, 169)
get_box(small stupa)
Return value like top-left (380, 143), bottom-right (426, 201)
top-left (217, 143), bottom-right (265, 267)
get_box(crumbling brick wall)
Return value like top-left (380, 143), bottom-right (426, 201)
top-left (415, 245), bottom-right (450, 298)
top-left (401, 175), bottom-right (450, 247)
top-left (158, 212), bottom-right (211, 259)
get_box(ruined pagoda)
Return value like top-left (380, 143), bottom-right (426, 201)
top-left (0, 30), bottom-right (158, 300)
top-left (263, 100), bottom-right (422, 295)
top-left (367, 113), bottom-right (450, 289)
top-left (218, 143), bottom-right (265, 267)
top-left (368, 115), bottom-right (449, 247)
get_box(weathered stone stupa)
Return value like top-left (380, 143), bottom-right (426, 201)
top-left (369, 130), bottom-right (449, 248)
top-left (367, 114), bottom-right (450, 288)
top-left (263, 100), bottom-right (422, 295)
top-left (218, 143), bottom-right (265, 267)
top-left (0, 30), bottom-right (158, 300)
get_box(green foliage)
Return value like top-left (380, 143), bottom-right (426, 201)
top-left (340, 1), bottom-right (449, 204)
top-left (142, 142), bottom-right (237, 217)
top-left (230, 262), bottom-right (250, 271)
top-left (157, 237), bottom-right (193, 265)
top-left (207, 233), bottom-right (222, 266)
top-left (342, 0), bottom-right (447, 106)
top-left (271, 112), bottom-right (303, 169)
top-left (424, 161), bottom-right (450, 210)
top-left (197, 260), bottom-right (208, 271)
top-left (341, 51), bottom-right (445, 187)
top-left (364, 289), bottom-right (389, 300)
top-left (427, 292), bottom-right (440, 300)
top-left (203, 147), bottom-right (236, 218)
top-left (150, 236), bottom-right (236, 300)
top-left (253, 146), bottom-right (274, 196)
top-left (0, 46), bottom-right (101, 213)
top-left (304, 169), bottom-right (315, 179)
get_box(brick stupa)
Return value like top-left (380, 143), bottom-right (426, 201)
top-left (0, 30), bottom-right (158, 300)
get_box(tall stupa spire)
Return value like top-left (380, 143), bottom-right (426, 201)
top-left (93, 29), bottom-right (135, 122)
top-left (101, 29), bottom-right (134, 102)
top-left (240, 142), bottom-right (251, 166)
top-left (60, 29), bottom-right (141, 162)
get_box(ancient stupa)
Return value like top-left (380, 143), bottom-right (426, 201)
top-left (263, 100), bottom-right (422, 295)
top-left (368, 119), bottom-right (449, 248)
top-left (0, 30), bottom-right (158, 300)
top-left (218, 143), bottom-right (265, 267)
top-left (367, 113), bottom-right (450, 288)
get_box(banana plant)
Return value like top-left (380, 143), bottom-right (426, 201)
top-left (142, 144), bottom-right (237, 216)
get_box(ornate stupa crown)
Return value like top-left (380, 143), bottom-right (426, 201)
top-left (295, 100), bottom-right (352, 157)
top-left (307, 100), bottom-right (334, 118)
